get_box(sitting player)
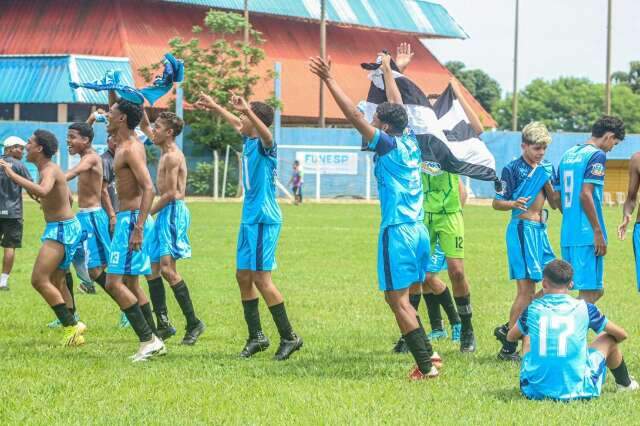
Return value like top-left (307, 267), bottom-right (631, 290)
top-left (309, 53), bottom-right (440, 379)
top-left (507, 259), bottom-right (638, 400)
top-left (0, 130), bottom-right (86, 346)
top-left (492, 122), bottom-right (560, 361)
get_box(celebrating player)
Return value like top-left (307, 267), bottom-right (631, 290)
top-left (0, 130), bottom-right (86, 346)
top-left (492, 122), bottom-right (560, 361)
top-left (140, 111), bottom-right (205, 345)
top-left (555, 116), bottom-right (625, 303)
top-left (507, 260), bottom-right (638, 400)
top-left (195, 91), bottom-right (303, 361)
top-left (310, 53), bottom-right (441, 379)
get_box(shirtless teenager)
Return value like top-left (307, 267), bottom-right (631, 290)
top-left (0, 130), bottom-right (86, 346)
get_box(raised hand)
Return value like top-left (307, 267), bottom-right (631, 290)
top-left (229, 92), bottom-right (250, 112)
top-left (395, 42), bottom-right (414, 72)
top-left (380, 52), bottom-right (392, 70)
top-left (194, 92), bottom-right (218, 110)
top-left (308, 56), bottom-right (333, 81)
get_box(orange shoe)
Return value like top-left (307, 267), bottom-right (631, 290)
top-left (409, 365), bottom-right (439, 381)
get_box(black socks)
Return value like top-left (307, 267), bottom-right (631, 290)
top-left (611, 358), bottom-right (632, 387)
top-left (123, 303), bottom-right (153, 342)
top-left (423, 293), bottom-right (444, 331)
top-left (269, 302), bottom-right (294, 340)
top-left (435, 287), bottom-right (461, 325)
top-left (52, 303), bottom-right (77, 327)
top-left (404, 327), bottom-right (434, 374)
top-left (140, 303), bottom-right (159, 336)
top-left (172, 280), bottom-right (199, 329)
top-left (242, 298), bottom-right (262, 338)
top-left (94, 271), bottom-right (107, 290)
top-left (454, 295), bottom-right (473, 333)
top-left (148, 277), bottom-right (167, 318)
top-left (65, 272), bottom-right (76, 315)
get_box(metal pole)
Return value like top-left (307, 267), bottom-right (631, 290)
top-left (274, 62), bottom-right (282, 144)
top-left (319, 0), bottom-right (326, 128)
top-left (176, 83), bottom-right (184, 150)
top-left (243, 0), bottom-right (250, 98)
top-left (315, 165), bottom-right (321, 201)
top-left (222, 145), bottom-right (230, 199)
top-left (365, 154), bottom-right (371, 201)
top-left (605, 0), bottom-right (612, 115)
top-left (511, 0), bottom-right (519, 131)
top-left (213, 150), bottom-right (219, 199)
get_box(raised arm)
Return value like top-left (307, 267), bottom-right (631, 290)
top-left (309, 56), bottom-right (376, 142)
top-left (395, 42), bottom-right (414, 74)
top-left (451, 79), bottom-right (484, 134)
top-left (127, 147), bottom-right (155, 251)
top-left (380, 53), bottom-right (402, 105)
top-left (139, 109), bottom-right (154, 142)
top-left (230, 93), bottom-right (273, 148)
top-left (0, 159), bottom-right (55, 197)
top-left (195, 93), bottom-right (243, 133)
top-left (150, 154), bottom-right (179, 216)
top-left (619, 153), bottom-right (640, 240)
top-left (65, 155), bottom-right (97, 181)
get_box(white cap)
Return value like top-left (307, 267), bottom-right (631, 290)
top-left (2, 136), bottom-right (27, 147)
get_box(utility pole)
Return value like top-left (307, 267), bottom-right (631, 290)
top-left (511, 0), bottom-right (520, 131)
top-left (319, 0), bottom-right (326, 127)
top-left (605, 0), bottom-right (612, 115)
top-left (243, 0), bottom-right (250, 98)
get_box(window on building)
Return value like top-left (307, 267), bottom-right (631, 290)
top-left (67, 104), bottom-right (94, 122)
top-left (20, 104), bottom-right (58, 122)
top-left (0, 104), bottom-right (13, 120)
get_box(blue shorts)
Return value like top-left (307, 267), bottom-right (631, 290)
top-left (378, 222), bottom-right (430, 292)
top-left (521, 348), bottom-right (606, 401)
top-left (633, 223), bottom-right (640, 291)
top-left (149, 200), bottom-right (191, 263)
top-left (426, 243), bottom-right (447, 274)
top-left (41, 217), bottom-right (83, 271)
top-left (237, 223), bottom-right (281, 271)
top-left (506, 219), bottom-right (555, 282)
top-left (77, 208), bottom-right (111, 269)
top-left (106, 210), bottom-right (153, 276)
top-left (561, 245), bottom-right (603, 291)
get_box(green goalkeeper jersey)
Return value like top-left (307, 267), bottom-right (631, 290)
top-left (422, 170), bottom-right (462, 214)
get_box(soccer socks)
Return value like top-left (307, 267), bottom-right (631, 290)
top-left (242, 298), bottom-right (263, 337)
top-left (65, 272), bottom-right (76, 316)
top-left (423, 293), bottom-right (444, 331)
top-left (52, 303), bottom-right (77, 327)
top-left (404, 327), bottom-right (434, 374)
top-left (94, 271), bottom-right (107, 290)
top-left (454, 295), bottom-right (473, 333)
top-left (409, 294), bottom-right (421, 310)
top-left (123, 303), bottom-right (153, 342)
top-left (269, 302), bottom-right (294, 340)
top-left (148, 277), bottom-right (167, 318)
top-left (435, 287), bottom-right (461, 325)
top-left (171, 281), bottom-right (200, 329)
top-left (611, 358), bottom-right (632, 387)
top-left (140, 303), bottom-right (159, 336)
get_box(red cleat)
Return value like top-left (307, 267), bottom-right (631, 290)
top-left (430, 352), bottom-right (443, 369)
top-left (409, 365), bottom-right (439, 381)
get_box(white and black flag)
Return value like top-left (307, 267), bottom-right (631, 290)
top-left (360, 56), bottom-right (499, 186)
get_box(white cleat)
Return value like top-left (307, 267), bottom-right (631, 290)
top-left (131, 335), bottom-right (167, 362)
top-left (617, 378), bottom-right (639, 392)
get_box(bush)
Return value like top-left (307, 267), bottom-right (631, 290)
top-left (187, 162), bottom-right (214, 196)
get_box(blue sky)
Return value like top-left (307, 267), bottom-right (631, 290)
top-left (423, 0), bottom-right (639, 95)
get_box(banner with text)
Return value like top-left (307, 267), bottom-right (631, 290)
top-left (296, 151), bottom-right (358, 175)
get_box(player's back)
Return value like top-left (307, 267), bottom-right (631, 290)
top-left (557, 144), bottom-right (606, 247)
top-left (519, 294), bottom-right (606, 400)
top-left (241, 136), bottom-right (281, 224)
top-left (369, 129), bottom-right (423, 228)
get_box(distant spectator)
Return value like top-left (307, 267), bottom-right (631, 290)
top-left (289, 160), bottom-right (304, 205)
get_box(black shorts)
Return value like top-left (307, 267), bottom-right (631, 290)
top-left (0, 218), bottom-right (23, 248)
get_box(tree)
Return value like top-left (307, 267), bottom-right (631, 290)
top-left (493, 77), bottom-right (640, 133)
top-left (612, 61), bottom-right (640, 94)
top-left (445, 61), bottom-right (501, 113)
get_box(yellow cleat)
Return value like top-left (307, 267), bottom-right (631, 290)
top-left (61, 321), bottom-right (87, 347)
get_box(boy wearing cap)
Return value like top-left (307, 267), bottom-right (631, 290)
top-left (0, 137), bottom-right (32, 291)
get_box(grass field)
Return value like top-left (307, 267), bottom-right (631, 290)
top-left (1, 200), bottom-right (639, 424)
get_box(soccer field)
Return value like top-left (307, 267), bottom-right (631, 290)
top-left (1, 201), bottom-right (639, 424)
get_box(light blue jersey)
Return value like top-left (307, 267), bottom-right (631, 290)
top-left (496, 157), bottom-right (554, 218)
top-left (555, 144), bottom-right (607, 247)
top-left (241, 136), bottom-right (282, 224)
top-left (518, 294), bottom-right (608, 401)
top-left (368, 128), bottom-right (424, 228)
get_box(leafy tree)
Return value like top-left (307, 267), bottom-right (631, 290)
top-left (445, 61), bottom-right (501, 113)
top-left (493, 77), bottom-right (640, 133)
top-left (612, 61), bottom-right (640, 94)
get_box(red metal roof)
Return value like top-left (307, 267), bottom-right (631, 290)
top-left (0, 0), bottom-right (496, 127)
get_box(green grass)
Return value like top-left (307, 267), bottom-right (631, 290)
top-left (1, 201), bottom-right (639, 424)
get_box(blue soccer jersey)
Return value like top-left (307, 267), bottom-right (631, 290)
top-left (241, 136), bottom-right (282, 224)
top-left (556, 144), bottom-right (606, 247)
top-left (496, 157), bottom-right (554, 218)
top-left (367, 128), bottom-right (423, 228)
top-left (518, 294), bottom-right (608, 400)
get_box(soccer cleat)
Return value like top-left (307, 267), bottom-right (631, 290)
top-left (118, 312), bottom-right (131, 329)
top-left (78, 283), bottom-right (97, 295)
top-left (131, 335), bottom-right (167, 362)
top-left (497, 349), bottom-right (521, 362)
top-left (617, 378), bottom-right (640, 392)
top-left (156, 312), bottom-right (177, 341)
top-left (61, 321), bottom-right (87, 347)
top-left (239, 331), bottom-right (270, 358)
top-left (451, 323), bottom-right (462, 342)
top-left (460, 330), bottom-right (476, 353)
top-left (392, 336), bottom-right (409, 354)
top-left (493, 323), bottom-right (509, 346)
top-left (0, 284), bottom-right (9, 291)
top-left (409, 365), bottom-right (439, 381)
top-left (427, 329), bottom-right (448, 341)
top-left (181, 321), bottom-right (205, 346)
top-left (49, 313), bottom-right (80, 329)
top-left (430, 352), bottom-right (443, 369)
top-left (274, 333), bottom-right (303, 361)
